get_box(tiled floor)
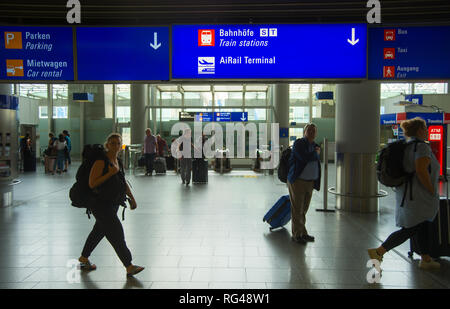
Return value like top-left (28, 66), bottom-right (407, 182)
top-left (0, 163), bottom-right (448, 289)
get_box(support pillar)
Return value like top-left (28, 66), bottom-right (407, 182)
top-left (273, 84), bottom-right (290, 151)
top-left (335, 81), bottom-right (381, 213)
top-left (130, 84), bottom-right (148, 145)
top-left (47, 84), bottom-right (54, 134)
top-left (0, 84), bottom-right (18, 207)
top-left (0, 84), bottom-right (13, 95)
top-left (149, 86), bottom-right (157, 134)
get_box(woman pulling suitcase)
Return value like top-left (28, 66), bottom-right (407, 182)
top-left (78, 133), bottom-right (144, 276)
top-left (368, 117), bottom-right (440, 271)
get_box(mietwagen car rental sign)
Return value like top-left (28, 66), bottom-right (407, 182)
top-left (172, 24), bottom-right (367, 79)
top-left (0, 26), bottom-right (74, 81)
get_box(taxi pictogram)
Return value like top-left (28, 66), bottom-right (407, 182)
top-left (383, 48), bottom-right (395, 60)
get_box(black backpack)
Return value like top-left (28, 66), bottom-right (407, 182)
top-left (69, 144), bottom-right (108, 211)
top-left (277, 147), bottom-right (292, 183)
top-left (69, 144), bottom-right (128, 219)
top-left (376, 139), bottom-right (424, 206)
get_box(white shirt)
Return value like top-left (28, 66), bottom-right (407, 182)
top-left (54, 140), bottom-right (67, 151)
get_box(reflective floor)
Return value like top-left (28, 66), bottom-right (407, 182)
top-left (0, 163), bottom-right (449, 289)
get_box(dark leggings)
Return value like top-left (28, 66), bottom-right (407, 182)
top-left (382, 221), bottom-right (430, 254)
top-left (81, 203), bottom-right (132, 267)
top-left (145, 153), bottom-right (156, 174)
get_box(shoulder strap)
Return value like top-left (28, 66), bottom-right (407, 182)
top-left (401, 140), bottom-right (427, 207)
top-left (117, 158), bottom-right (126, 176)
top-left (102, 158), bottom-right (110, 176)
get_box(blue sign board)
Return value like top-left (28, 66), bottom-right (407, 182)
top-left (280, 128), bottom-right (289, 138)
top-left (380, 113), bottom-right (397, 125)
top-left (73, 93), bottom-right (94, 102)
top-left (0, 26), bottom-right (74, 80)
top-left (315, 91), bottom-right (334, 100)
top-left (404, 94), bottom-right (423, 105)
top-left (231, 112), bottom-right (248, 122)
top-left (369, 26), bottom-right (450, 79)
top-left (194, 112), bottom-right (248, 122)
top-left (0, 95), bottom-right (19, 110)
top-left (381, 112), bottom-right (445, 125)
top-left (195, 112), bottom-right (214, 122)
top-left (76, 27), bottom-right (169, 81)
top-left (406, 113), bottom-right (444, 125)
top-left (172, 24), bottom-right (367, 79)
top-left (215, 112), bottom-right (248, 122)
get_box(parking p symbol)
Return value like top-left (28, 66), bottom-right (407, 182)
top-left (4, 32), bottom-right (22, 49)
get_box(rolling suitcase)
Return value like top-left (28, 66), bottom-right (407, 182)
top-left (263, 195), bottom-right (291, 231)
top-left (165, 155), bottom-right (175, 171)
top-left (192, 159), bottom-right (208, 183)
top-left (409, 182), bottom-right (450, 259)
top-left (138, 155), bottom-right (146, 167)
top-left (154, 157), bottom-right (167, 174)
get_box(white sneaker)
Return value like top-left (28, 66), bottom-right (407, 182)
top-left (419, 259), bottom-right (440, 270)
top-left (367, 248), bottom-right (383, 273)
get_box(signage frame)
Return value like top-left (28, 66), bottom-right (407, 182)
top-left (170, 22), bottom-right (369, 82)
top-left (75, 25), bottom-right (171, 82)
top-left (368, 24), bottom-right (450, 81)
top-left (0, 25), bottom-right (76, 83)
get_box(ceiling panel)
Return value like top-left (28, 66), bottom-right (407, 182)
top-left (1, 1), bottom-right (449, 25)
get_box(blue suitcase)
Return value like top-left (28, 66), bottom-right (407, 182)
top-left (263, 195), bottom-right (291, 231)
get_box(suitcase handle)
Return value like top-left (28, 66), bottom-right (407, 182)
top-left (438, 208), bottom-right (442, 246)
top-left (447, 201), bottom-right (450, 245)
top-left (447, 181), bottom-right (450, 245)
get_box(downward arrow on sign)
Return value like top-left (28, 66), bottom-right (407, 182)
top-left (347, 28), bottom-right (359, 46)
top-left (150, 32), bottom-right (161, 50)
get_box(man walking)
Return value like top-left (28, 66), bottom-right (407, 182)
top-left (287, 123), bottom-right (321, 244)
top-left (143, 128), bottom-right (158, 176)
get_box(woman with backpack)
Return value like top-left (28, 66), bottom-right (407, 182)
top-left (78, 133), bottom-right (144, 276)
top-left (368, 117), bottom-right (440, 270)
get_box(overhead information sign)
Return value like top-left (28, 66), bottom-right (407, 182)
top-left (193, 112), bottom-right (248, 122)
top-left (369, 26), bottom-right (450, 80)
top-left (0, 26), bottom-right (74, 81)
top-left (76, 27), bottom-right (169, 81)
top-left (172, 24), bottom-right (367, 79)
top-left (195, 112), bottom-right (214, 122)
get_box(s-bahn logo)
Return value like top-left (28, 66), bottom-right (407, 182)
top-left (198, 29), bottom-right (215, 46)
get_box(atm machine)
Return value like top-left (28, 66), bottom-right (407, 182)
top-left (0, 94), bottom-right (19, 207)
top-left (380, 112), bottom-right (450, 176)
